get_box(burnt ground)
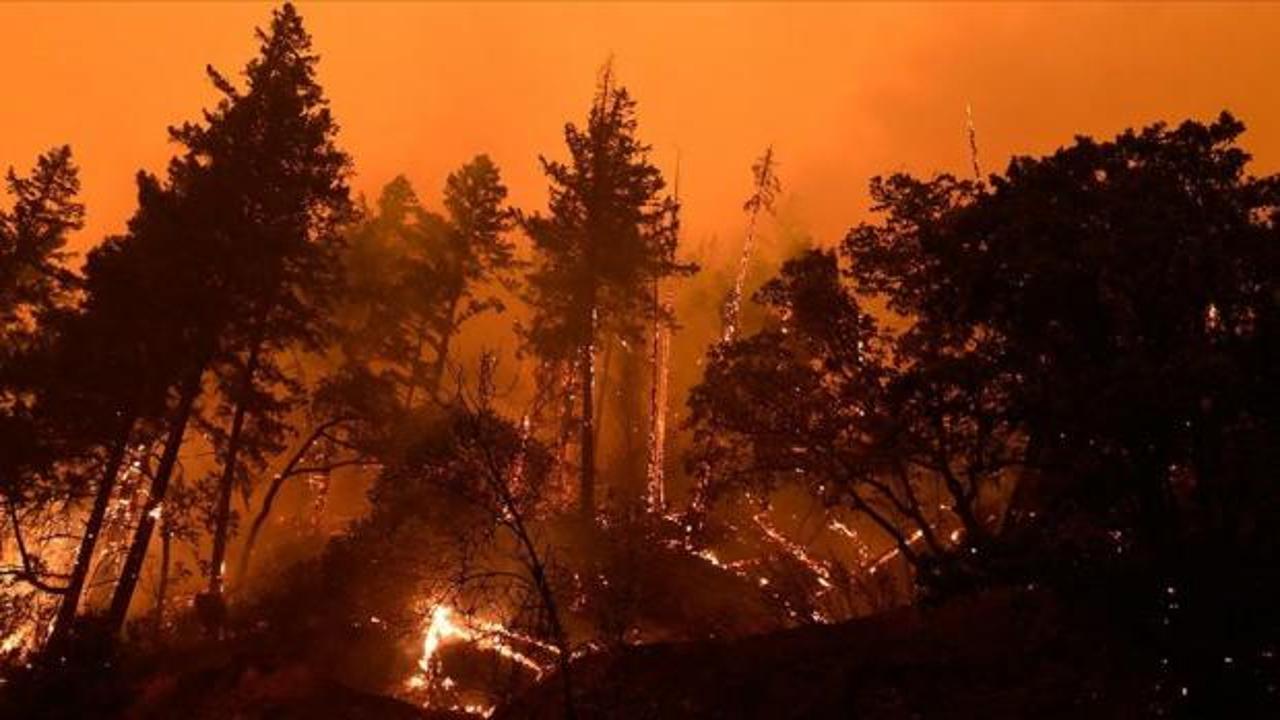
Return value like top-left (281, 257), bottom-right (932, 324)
top-left (0, 588), bottom-right (1190, 719)
top-left (499, 588), bottom-right (1154, 719)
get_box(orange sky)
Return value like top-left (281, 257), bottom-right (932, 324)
top-left (3, 2), bottom-right (1279, 263)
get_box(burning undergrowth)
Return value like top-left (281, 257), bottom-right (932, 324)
top-left (214, 397), bottom-right (905, 717)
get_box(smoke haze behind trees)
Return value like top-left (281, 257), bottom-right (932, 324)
top-left (3, 3), bottom-right (1280, 262)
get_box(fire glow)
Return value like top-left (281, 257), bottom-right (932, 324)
top-left (406, 603), bottom-right (557, 712)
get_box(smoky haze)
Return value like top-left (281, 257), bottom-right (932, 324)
top-left (2, 2), bottom-right (1279, 262)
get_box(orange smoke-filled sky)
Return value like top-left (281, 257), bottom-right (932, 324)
top-left (2, 2), bottom-right (1279, 260)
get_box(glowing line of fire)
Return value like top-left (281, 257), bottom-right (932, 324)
top-left (868, 528), bottom-right (926, 574)
top-left (722, 231), bottom-right (755, 344)
top-left (645, 283), bottom-right (673, 512)
top-left (722, 146), bottom-right (779, 344)
top-left (752, 511), bottom-right (833, 590)
top-left (407, 603), bottom-right (558, 714)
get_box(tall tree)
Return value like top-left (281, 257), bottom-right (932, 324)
top-left (338, 159), bottom-right (515, 408)
top-left (102, 172), bottom-right (226, 637)
top-left (0, 146), bottom-right (83, 512)
top-left (424, 155), bottom-right (518, 397)
top-left (523, 63), bottom-right (693, 518)
top-left (185, 1), bottom-right (353, 611)
top-left (105, 2), bottom-right (353, 633)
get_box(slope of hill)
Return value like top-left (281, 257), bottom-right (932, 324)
top-left (498, 589), bottom-right (1152, 719)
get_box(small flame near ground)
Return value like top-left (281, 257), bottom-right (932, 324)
top-left (405, 603), bottom-right (558, 716)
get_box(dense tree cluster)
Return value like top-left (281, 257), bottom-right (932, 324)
top-left (690, 113), bottom-right (1280, 711)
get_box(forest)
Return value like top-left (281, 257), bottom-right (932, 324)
top-left (1, 4), bottom-right (1278, 718)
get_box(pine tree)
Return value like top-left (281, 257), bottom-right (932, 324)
top-left (236, 160), bottom-right (516, 581)
top-left (0, 146), bottom-right (83, 509)
top-left (186, 2), bottom-right (353, 612)
top-left (523, 63), bottom-right (693, 518)
top-left (101, 172), bottom-right (226, 637)
top-left (105, 2), bottom-right (353, 633)
top-left (423, 155), bottom-right (518, 397)
top-left (0, 145), bottom-right (83, 348)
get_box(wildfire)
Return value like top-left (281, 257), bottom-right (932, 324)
top-left (868, 528), bottom-right (926, 574)
top-left (752, 510), bottom-right (833, 590)
top-left (646, 281), bottom-right (673, 512)
top-left (406, 603), bottom-right (557, 714)
top-left (0, 626), bottom-right (31, 655)
top-left (721, 146), bottom-right (780, 344)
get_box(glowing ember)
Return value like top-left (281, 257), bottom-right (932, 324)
top-left (966, 102), bottom-right (982, 180)
top-left (0, 627), bottom-right (31, 655)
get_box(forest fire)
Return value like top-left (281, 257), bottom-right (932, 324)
top-left (720, 147), bottom-right (780, 344)
top-left (405, 603), bottom-right (556, 714)
top-left (3, 2), bottom-right (1279, 718)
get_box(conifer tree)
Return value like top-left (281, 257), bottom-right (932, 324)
top-left (0, 146), bottom-right (83, 347)
top-left (189, 1), bottom-right (353, 611)
top-left (523, 63), bottom-right (693, 518)
top-left (105, 2), bottom-right (353, 632)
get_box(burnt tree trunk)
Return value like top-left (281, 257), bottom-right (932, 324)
top-left (106, 367), bottom-right (203, 636)
top-left (207, 343), bottom-right (261, 601)
top-left (46, 415), bottom-right (136, 650)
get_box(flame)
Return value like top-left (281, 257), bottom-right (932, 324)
top-left (406, 603), bottom-right (555, 713)
top-left (0, 626), bottom-right (31, 655)
top-left (868, 529), bottom-right (926, 574)
top-left (752, 511), bottom-right (833, 590)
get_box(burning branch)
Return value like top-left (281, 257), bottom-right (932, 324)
top-left (721, 146), bottom-right (781, 344)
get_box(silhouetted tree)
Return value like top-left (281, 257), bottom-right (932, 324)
top-left (237, 158), bottom-right (516, 583)
top-left (29, 166), bottom-right (223, 649)
top-left (342, 160), bottom-right (516, 406)
top-left (179, 1), bottom-right (353, 612)
top-left (690, 248), bottom-right (1014, 584)
top-left (99, 171), bottom-right (226, 638)
top-left (0, 146), bottom-right (83, 348)
top-left (0, 146), bottom-right (83, 534)
top-left (693, 112), bottom-right (1280, 710)
top-left (523, 62), bottom-right (692, 518)
top-left (104, 1), bottom-right (354, 635)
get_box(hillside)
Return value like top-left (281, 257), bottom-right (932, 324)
top-left (498, 589), bottom-right (1151, 719)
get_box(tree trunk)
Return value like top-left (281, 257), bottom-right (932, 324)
top-left (153, 524), bottom-right (171, 637)
top-left (429, 291), bottom-right (462, 398)
top-left (578, 326), bottom-right (597, 519)
top-left (46, 414), bottom-right (135, 651)
top-left (208, 344), bottom-right (261, 599)
top-left (106, 366), bottom-right (203, 636)
top-left (236, 419), bottom-right (340, 582)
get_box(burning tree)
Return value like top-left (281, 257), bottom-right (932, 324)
top-left (522, 61), bottom-right (693, 520)
top-left (721, 145), bottom-right (781, 344)
top-left (690, 245), bottom-right (1021, 594)
top-left (78, 2), bottom-right (357, 639)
